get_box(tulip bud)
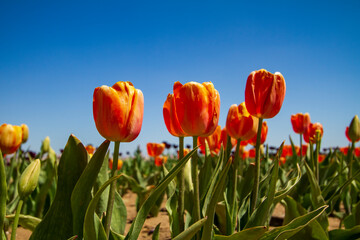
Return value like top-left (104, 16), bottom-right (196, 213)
top-left (18, 159), bottom-right (41, 200)
top-left (348, 115), bottom-right (360, 142)
top-left (21, 124), bottom-right (29, 143)
top-left (41, 136), bottom-right (50, 153)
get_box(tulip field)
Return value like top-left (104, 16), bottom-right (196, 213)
top-left (2, 69), bottom-right (360, 240)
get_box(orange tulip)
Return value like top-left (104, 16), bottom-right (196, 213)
top-left (291, 113), bottom-right (310, 134)
top-left (85, 144), bottom-right (96, 155)
top-left (220, 127), bottom-right (237, 150)
top-left (245, 69), bottom-right (286, 119)
top-left (198, 125), bottom-right (222, 156)
top-left (154, 156), bottom-right (168, 166)
top-left (249, 148), bottom-right (256, 158)
top-left (318, 154), bottom-right (326, 163)
top-left (303, 122), bottom-right (323, 144)
top-left (147, 143), bottom-right (165, 157)
top-left (163, 93), bottom-right (187, 137)
top-left (0, 124), bottom-right (23, 155)
top-left (296, 144), bottom-right (308, 156)
top-left (248, 121), bottom-right (268, 146)
top-left (21, 124), bottom-right (29, 143)
top-left (93, 81), bottom-right (144, 142)
top-left (172, 81), bottom-right (220, 137)
top-left (239, 146), bottom-right (249, 160)
top-left (226, 102), bottom-right (258, 141)
top-left (109, 158), bottom-right (123, 170)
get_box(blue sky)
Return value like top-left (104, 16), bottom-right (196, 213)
top-left (1, 1), bottom-right (360, 155)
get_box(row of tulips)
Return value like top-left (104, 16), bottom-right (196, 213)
top-left (1, 68), bottom-right (360, 240)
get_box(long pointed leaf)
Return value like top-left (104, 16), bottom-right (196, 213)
top-left (83, 175), bottom-right (122, 240)
top-left (71, 140), bottom-right (110, 238)
top-left (173, 217), bottom-right (208, 240)
top-left (125, 147), bottom-right (198, 240)
top-left (214, 226), bottom-right (267, 240)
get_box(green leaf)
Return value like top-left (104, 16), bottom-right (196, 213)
top-left (94, 151), bottom-right (110, 217)
top-left (173, 217), bottom-right (208, 240)
top-left (111, 191), bottom-right (127, 235)
top-left (214, 226), bottom-right (267, 240)
top-left (83, 175), bottom-right (122, 240)
top-left (199, 140), bottom-right (214, 201)
top-left (30, 134), bottom-right (88, 240)
top-left (201, 158), bottom-right (231, 240)
top-left (259, 205), bottom-right (328, 240)
top-left (110, 230), bottom-right (125, 240)
top-left (0, 151), bottom-right (6, 232)
top-left (304, 162), bottom-right (326, 208)
top-left (274, 164), bottom-right (301, 202)
top-left (67, 236), bottom-right (78, 240)
top-left (71, 140), bottom-right (110, 238)
top-left (328, 225), bottom-right (360, 240)
top-left (6, 214), bottom-right (41, 231)
top-left (125, 147), bottom-right (197, 240)
top-left (152, 223), bottom-right (161, 240)
top-left (283, 196), bottom-right (328, 240)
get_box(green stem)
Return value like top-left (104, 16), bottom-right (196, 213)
top-left (225, 135), bottom-right (233, 164)
top-left (299, 133), bottom-right (303, 163)
top-left (192, 136), bottom-right (201, 229)
top-left (250, 118), bottom-right (263, 214)
top-left (230, 140), bottom-right (241, 234)
top-left (177, 136), bottom-right (185, 234)
top-left (309, 143), bottom-right (314, 172)
top-left (315, 139), bottom-right (321, 182)
top-left (10, 199), bottom-right (23, 240)
top-left (0, 151), bottom-right (6, 233)
top-left (104, 141), bottom-right (120, 238)
top-left (348, 141), bottom-right (355, 179)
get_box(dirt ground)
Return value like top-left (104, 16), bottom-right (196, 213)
top-left (8, 191), bottom-right (341, 240)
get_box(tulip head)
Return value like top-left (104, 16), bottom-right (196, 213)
top-left (85, 144), bottom-right (96, 155)
top-left (41, 136), bottom-right (50, 153)
top-left (198, 125), bottom-right (222, 156)
top-left (154, 156), bottom-right (168, 167)
top-left (93, 81), bottom-right (144, 142)
top-left (163, 93), bottom-right (187, 137)
top-left (0, 124), bottom-right (23, 155)
top-left (18, 159), bottom-right (41, 200)
top-left (147, 143), bottom-right (166, 157)
top-left (291, 113), bottom-right (310, 134)
top-left (21, 124), bottom-right (29, 143)
top-left (303, 122), bottom-right (323, 144)
top-left (347, 115), bottom-right (360, 143)
top-left (245, 69), bottom-right (286, 119)
top-left (173, 81), bottom-right (220, 137)
top-left (226, 102), bottom-right (258, 141)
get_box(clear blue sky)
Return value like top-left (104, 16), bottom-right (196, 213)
top-left (1, 1), bottom-right (359, 155)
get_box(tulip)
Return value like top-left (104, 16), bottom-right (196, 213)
top-left (93, 81), bottom-right (144, 142)
top-left (146, 143), bottom-right (166, 157)
top-left (318, 155), bottom-right (326, 163)
top-left (18, 159), bottom-right (41, 200)
top-left (291, 113), bottom-right (311, 134)
top-left (245, 69), bottom-right (286, 119)
top-left (248, 121), bottom-right (268, 146)
top-left (154, 156), bottom-right (168, 167)
top-left (85, 144), bottom-right (96, 155)
top-left (245, 69), bottom-right (286, 214)
top-left (163, 94), bottom-right (187, 137)
top-left (109, 158), bottom-right (123, 170)
top-left (303, 122), bottom-right (323, 144)
top-left (198, 125), bottom-right (222, 156)
top-left (21, 124), bottom-right (29, 143)
top-left (347, 115), bottom-right (360, 143)
top-left (41, 136), bottom-right (50, 153)
top-left (226, 102), bottom-right (258, 141)
top-left (93, 81), bottom-right (143, 238)
top-left (173, 81), bottom-right (220, 137)
top-left (0, 124), bottom-right (23, 155)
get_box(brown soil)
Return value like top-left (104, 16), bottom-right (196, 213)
top-left (8, 192), bottom-right (341, 240)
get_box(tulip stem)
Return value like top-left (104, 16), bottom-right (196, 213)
top-left (348, 141), bottom-right (355, 179)
top-left (250, 118), bottom-right (263, 214)
top-left (299, 134), bottom-right (303, 163)
top-left (315, 139), bottom-right (321, 182)
top-left (104, 141), bottom-right (120, 238)
top-left (10, 199), bottom-right (23, 240)
top-left (177, 136), bottom-right (185, 235)
top-left (192, 136), bottom-right (201, 230)
top-left (230, 140), bottom-right (241, 234)
top-left (0, 151), bottom-right (6, 234)
top-left (225, 135), bottom-right (233, 164)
